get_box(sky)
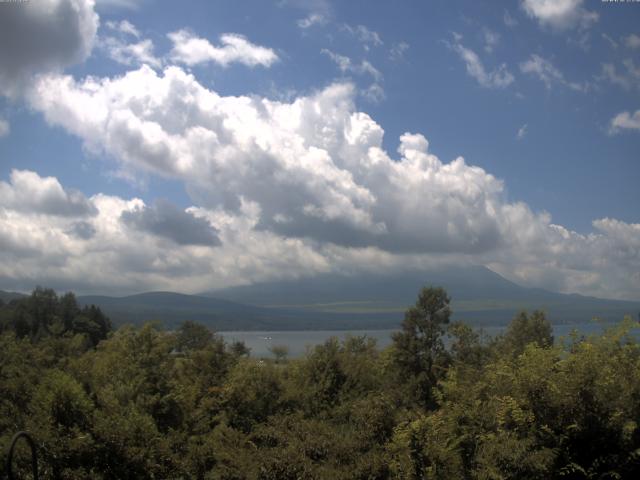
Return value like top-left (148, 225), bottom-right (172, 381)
top-left (0, 0), bottom-right (638, 300)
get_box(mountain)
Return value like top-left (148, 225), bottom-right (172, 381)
top-left (76, 291), bottom-right (399, 331)
top-left (206, 266), bottom-right (640, 327)
top-left (9, 265), bottom-right (632, 331)
top-left (0, 290), bottom-right (27, 303)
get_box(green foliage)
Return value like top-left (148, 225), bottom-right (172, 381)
top-left (268, 344), bottom-right (289, 364)
top-left (0, 287), bottom-right (111, 346)
top-left (391, 286), bottom-right (451, 408)
top-left (498, 309), bottom-right (554, 356)
top-left (2, 287), bottom-right (640, 479)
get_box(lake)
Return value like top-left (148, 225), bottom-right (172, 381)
top-left (222, 321), bottom-right (626, 358)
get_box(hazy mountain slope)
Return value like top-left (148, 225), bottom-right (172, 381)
top-left (207, 266), bottom-right (640, 325)
top-left (207, 266), bottom-right (558, 306)
top-left (0, 290), bottom-right (27, 303)
top-left (77, 292), bottom-right (399, 331)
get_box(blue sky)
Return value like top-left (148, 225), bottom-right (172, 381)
top-left (0, 0), bottom-right (638, 299)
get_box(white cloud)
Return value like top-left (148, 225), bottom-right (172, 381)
top-left (483, 28), bottom-right (500, 53)
top-left (625, 34), bottom-right (640, 49)
top-left (0, 169), bottom-right (96, 217)
top-left (27, 67), bottom-right (515, 255)
top-left (95, 0), bottom-right (145, 10)
top-left (609, 110), bottom-right (640, 134)
top-left (321, 50), bottom-right (384, 102)
top-left (601, 58), bottom-right (640, 92)
top-left (297, 13), bottom-right (326, 29)
top-left (504, 10), bottom-right (519, 28)
top-left (100, 20), bottom-right (160, 68)
top-left (452, 41), bottom-right (514, 88)
top-left (517, 124), bottom-right (527, 140)
top-left (0, 0), bottom-right (98, 97)
top-left (102, 37), bottom-right (161, 68)
top-left (521, 0), bottom-right (598, 31)
top-left (121, 199), bottom-right (221, 246)
top-left (2, 167), bottom-right (639, 299)
top-left (389, 42), bottom-right (409, 62)
top-left (602, 33), bottom-right (618, 50)
top-left (321, 49), bottom-right (382, 81)
top-left (168, 30), bottom-right (278, 68)
top-left (361, 83), bottom-right (385, 103)
top-left (520, 54), bottom-right (585, 91)
top-left (342, 24), bottom-right (383, 51)
top-left (0, 118), bottom-right (9, 138)
top-left (0, 177), bottom-right (332, 294)
top-left (105, 19), bottom-right (140, 38)
top-left (601, 63), bottom-right (632, 90)
top-left (6, 60), bottom-right (636, 299)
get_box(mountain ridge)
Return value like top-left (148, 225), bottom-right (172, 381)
top-left (3, 265), bottom-right (639, 331)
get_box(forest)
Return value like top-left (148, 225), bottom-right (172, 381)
top-left (1, 287), bottom-right (639, 479)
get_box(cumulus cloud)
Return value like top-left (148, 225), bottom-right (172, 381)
top-left (8, 61), bottom-right (639, 299)
top-left (27, 67), bottom-right (510, 254)
top-left (121, 199), bottom-right (221, 246)
top-left (521, 0), bottom-right (598, 31)
top-left (0, 169), bottom-right (97, 217)
top-left (168, 30), bottom-right (278, 68)
top-left (609, 110), bottom-right (640, 134)
top-left (452, 40), bottom-right (514, 88)
top-left (66, 221), bottom-right (97, 240)
top-left (2, 167), bottom-right (639, 299)
top-left (0, 180), bottom-right (331, 294)
top-left (520, 54), bottom-right (585, 91)
top-left (0, 0), bottom-right (98, 97)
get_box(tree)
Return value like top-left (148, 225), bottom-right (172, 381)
top-left (176, 320), bottom-right (213, 352)
top-left (391, 286), bottom-right (451, 408)
top-left (499, 310), bottom-right (553, 356)
top-left (269, 344), bottom-right (289, 364)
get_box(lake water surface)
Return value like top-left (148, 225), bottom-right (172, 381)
top-left (222, 322), bottom-right (624, 358)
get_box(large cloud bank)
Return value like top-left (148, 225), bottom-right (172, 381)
top-left (0, 0), bottom-right (637, 299)
top-left (6, 65), bottom-right (636, 298)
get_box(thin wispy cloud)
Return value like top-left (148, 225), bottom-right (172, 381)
top-left (105, 20), bottom-right (140, 38)
top-left (503, 9), bottom-right (518, 28)
top-left (625, 34), bottom-right (640, 49)
top-left (342, 24), bottom-right (383, 51)
top-left (483, 28), bottom-right (500, 53)
top-left (451, 37), bottom-right (514, 88)
top-left (389, 42), bottom-right (409, 62)
top-left (321, 49), bottom-right (382, 81)
top-left (517, 124), bottom-right (528, 140)
top-left (520, 54), bottom-right (586, 91)
top-left (297, 13), bottom-right (326, 29)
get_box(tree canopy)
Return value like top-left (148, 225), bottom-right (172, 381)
top-left (1, 286), bottom-right (640, 479)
